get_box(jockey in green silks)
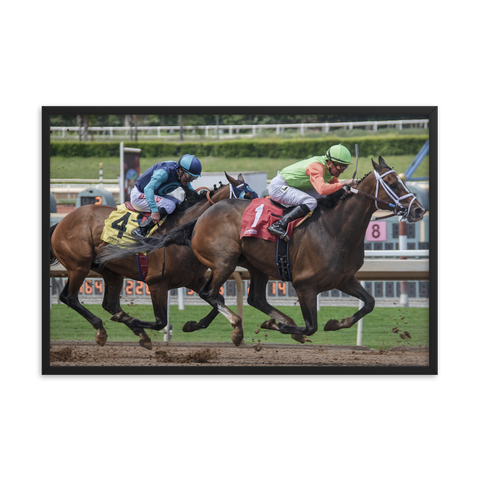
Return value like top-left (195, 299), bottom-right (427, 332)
top-left (267, 144), bottom-right (357, 241)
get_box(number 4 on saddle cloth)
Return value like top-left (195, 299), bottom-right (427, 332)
top-left (240, 198), bottom-right (313, 282)
top-left (100, 202), bottom-right (166, 281)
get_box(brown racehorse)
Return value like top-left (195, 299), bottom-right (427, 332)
top-left (50, 173), bottom-right (257, 349)
top-left (106, 157), bottom-right (426, 346)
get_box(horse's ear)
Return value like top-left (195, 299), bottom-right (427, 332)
top-left (224, 171), bottom-right (237, 185)
top-left (378, 156), bottom-right (389, 169)
top-left (371, 158), bottom-right (380, 171)
top-left (237, 173), bottom-right (245, 183)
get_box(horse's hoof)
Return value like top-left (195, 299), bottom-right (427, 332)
top-left (95, 330), bottom-right (108, 346)
top-left (231, 329), bottom-right (244, 347)
top-left (324, 319), bottom-right (341, 331)
top-left (139, 339), bottom-right (153, 350)
top-left (182, 321), bottom-right (197, 333)
top-left (261, 319), bottom-right (280, 331)
top-left (138, 332), bottom-right (152, 350)
top-left (291, 334), bottom-right (306, 344)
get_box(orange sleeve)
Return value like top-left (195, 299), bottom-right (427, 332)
top-left (306, 162), bottom-right (343, 195)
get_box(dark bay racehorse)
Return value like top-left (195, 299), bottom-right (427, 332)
top-left (50, 173), bottom-right (256, 349)
top-left (105, 157), bottom-right (425, 346)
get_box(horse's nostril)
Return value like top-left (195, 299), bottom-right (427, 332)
top-left (415, 207), bottom-right (425, 217)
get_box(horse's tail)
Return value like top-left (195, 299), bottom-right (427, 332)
top-left (50, 223), bottom-right (60, 266)
top-left (96, 218), bottom-right (198, 266)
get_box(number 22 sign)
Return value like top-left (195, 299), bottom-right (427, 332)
top-left (366, 221), bottom-right (387, 241)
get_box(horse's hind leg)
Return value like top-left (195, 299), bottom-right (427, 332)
top-left (99, 268), bottom-right (153, 349)
top-left (59, 272), bottom-right (108, 346)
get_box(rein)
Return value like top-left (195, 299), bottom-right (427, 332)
top-left (196, 186), bottom-right (216, 206)
top-left (206, 190), bottom-right (215, 205)
top-left (351, 169), bottom-right (416, 219)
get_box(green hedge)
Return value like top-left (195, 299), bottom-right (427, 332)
top-left (50, 134), bottom-right (429, 159)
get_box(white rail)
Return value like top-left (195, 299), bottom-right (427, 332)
top-left (50, 119), bottom-right (429, 139)
top-left (365, 250), bottom-right (429, 257)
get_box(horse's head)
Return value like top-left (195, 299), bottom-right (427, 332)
top-left (224, 172), bottom-right (258, 199)
top-left (370, 156), bottom-right (425, 223)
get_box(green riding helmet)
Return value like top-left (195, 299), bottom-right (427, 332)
top-left (325, 144), bottom-right (352, 165)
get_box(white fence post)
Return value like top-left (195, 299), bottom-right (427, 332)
top-left (356, 281), bottom-right (366, 346)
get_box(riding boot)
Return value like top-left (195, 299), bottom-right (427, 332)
top-left (132, 208), bottom-right (167, 238)
top-left (267, 204), bottom-right (310, 242)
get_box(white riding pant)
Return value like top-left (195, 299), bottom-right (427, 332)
top-left (268, 173), bottom-right (326, 212)
top-left (130, 186), bottom-right (181, 214)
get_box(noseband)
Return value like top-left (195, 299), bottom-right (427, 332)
top-left (351, 170), bottom-right (416, 219)
top-left (374, 170), bottom-right (415, 219)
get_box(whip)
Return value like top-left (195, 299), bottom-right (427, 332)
top-left (352, 144), bottom-right (359, 180)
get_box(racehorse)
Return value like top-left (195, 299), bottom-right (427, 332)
top-left (104, 157), bottom-right (425, 346)
top-left (50, 173), bottom-right (257, 349)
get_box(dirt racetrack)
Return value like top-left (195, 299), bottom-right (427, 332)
top-left (49, 341), bottom-right (430, 369)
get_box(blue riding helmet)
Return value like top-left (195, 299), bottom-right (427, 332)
top-left (126, 168), bottom-right (138, 181)
top-left (231, 182), bottom-right (259, 199)
top-left (178, 154), bottom-right (202, 178)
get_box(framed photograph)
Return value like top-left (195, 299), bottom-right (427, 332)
top-left (43, 106), bottom-right (437, 375)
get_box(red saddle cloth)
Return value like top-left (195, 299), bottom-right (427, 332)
top-left (240, 198), bottom-right (303, 243)
top-left (125, 202), bottom-right (151, 218)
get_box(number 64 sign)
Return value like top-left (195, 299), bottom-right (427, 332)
top-left (366, 221), bottom-right (387, 241)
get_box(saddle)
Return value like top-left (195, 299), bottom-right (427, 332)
top-left (125, 201), bottom-right (150, 216)
top-left (269, 198), bottom-right (297, 215)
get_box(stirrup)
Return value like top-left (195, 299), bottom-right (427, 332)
top-left (132, 220), bottom-right (155, 238)
top-left (268, 224), bottom-right (290, 242)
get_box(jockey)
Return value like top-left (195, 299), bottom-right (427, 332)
top-left (267, 144), bottom-right (357, 241)
top-left (131, 154), bottom-right (202, 238)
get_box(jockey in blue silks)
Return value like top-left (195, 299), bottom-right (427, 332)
top-left (131, 154), bottom-right (202, 238)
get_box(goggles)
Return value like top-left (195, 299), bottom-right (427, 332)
top-left (182, 171), bottom-right (196, 182)
top-left (331, 161), bottom-right (349, 171)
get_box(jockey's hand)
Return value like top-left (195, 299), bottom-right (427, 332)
top-left (151, 211), bottom-right (161, 224)
top-left (341, 179), bottom-right (357, 187)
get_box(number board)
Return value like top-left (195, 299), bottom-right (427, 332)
top-left (366, 221), bottom-right (387, 242)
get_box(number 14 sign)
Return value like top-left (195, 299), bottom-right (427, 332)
top-left (366, 221), bottom-right (387, 241)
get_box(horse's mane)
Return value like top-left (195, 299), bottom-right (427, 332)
top-left (316, 189), bottom-right (345, 209)
top-left (317, 170), bottom-right (375, 209)
top-left (356, 171), bottom-right (371, 186)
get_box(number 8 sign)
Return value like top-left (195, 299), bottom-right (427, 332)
top-left (366, 221), bottom-right (387, 241)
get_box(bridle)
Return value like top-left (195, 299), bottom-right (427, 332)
top-left (229, 182), bottom-right (258, 200)
top-left (196, 182), bottom-right (258, 206)
top-left (350, 169), bottom-right (416, 220)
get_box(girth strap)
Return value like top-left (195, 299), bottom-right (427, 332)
top-left (276, 239), bottom-right (291, 282)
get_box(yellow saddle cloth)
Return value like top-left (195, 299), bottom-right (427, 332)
top-left (100, 204), bottom-right (163, 245)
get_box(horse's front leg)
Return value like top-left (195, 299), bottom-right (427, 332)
top-left (324, 276), bottom-right (375, 331)
top-left (99, 268), bottom-right (153, 349)
top-left (181, 276), bottom-right (223, 333)
top-left (277, 288), bottom-right (318, 337)
top-left (245, 265), bottom-right (306, 343)
top-left (198, 270), bottom-right (244, 346)
top-left (110, 282), bottom-right (169, 349)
